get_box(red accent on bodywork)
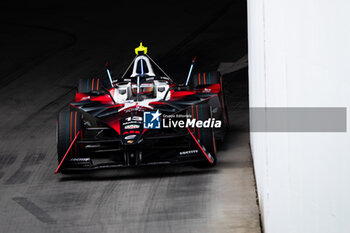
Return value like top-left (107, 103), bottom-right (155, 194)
top-left (196, 105), bottom-right (200, 140)
top-left (204, 94), bottom-right (218, 101)
top-left (106, 103), bottom-right (125, 108)
top-left (74, 112), bottom-right (77, 157)
top-left (74, 88), bottom-right (116, 103)
top-left (70, 103), bottom-right (79, 110)
top-left (55, 131), bottom-right (81, 173)
top-left (171, 90), bottom-right (196, 99)
top-left (70, 112), bottom-right (73, 156)
top-left (187, 128), bottom-right (213, 164)
top-left (74, 92), bottom-right (89, 102)
top-left (107, 119), bottom-right (121, 135)
top-left (109, 88), bottom-right (115, 96)
top-left (149, 101), bottom-right (166, 105)
top-left (91, 94), bottom-right (114, 104)
top-left (196, 83), bottom-right (221, 93)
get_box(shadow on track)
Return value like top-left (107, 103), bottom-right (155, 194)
top-left (58, 166), bottom-right (218, 182)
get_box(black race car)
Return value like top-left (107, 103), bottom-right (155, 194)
top-left (55, 43), bottom-right (229, 173)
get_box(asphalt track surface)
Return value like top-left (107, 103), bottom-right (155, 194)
top-left (0, 1), bottom-right (261, 232)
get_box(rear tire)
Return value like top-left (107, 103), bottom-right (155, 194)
top-left (57, 111), bottom-right (82, 171)
top-left (193, 71), bottom-right (228, 140)
top-left (192, 71), bottom-right (220, 88)
top-left (220, 75), bottom-right (230, 131)
top-left (77, 77), bottom-right (111, 93)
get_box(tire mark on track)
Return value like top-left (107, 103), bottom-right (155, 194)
top-left (0, 154), bottom-right (17, 180)
top-left (95, 181), bottom-right (119, 207)
top-left (87, 181), bottom-right (119, 229)
top-left (13, 197), bottom-right (57, 224)
top-left (0, 154), bottom-right (17, 169)
top-left (5, 153), bottom-right (45, 185)
top-left (141, 176), bottom-right (164, 233)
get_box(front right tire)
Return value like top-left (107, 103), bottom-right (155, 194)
top-left (190, 104), bottom-right (217, 167)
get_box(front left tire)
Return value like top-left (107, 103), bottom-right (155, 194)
top-left (57, 110), bottom-right (82, 170)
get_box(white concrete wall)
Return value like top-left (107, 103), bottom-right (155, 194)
top-left (248, 0), bottom-right (350, 232)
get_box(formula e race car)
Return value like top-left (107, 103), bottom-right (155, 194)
top-left (55, 43), bottom-right (229, 173)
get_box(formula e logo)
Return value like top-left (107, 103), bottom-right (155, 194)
top-left (143, 110), bottom-right (161, 129)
